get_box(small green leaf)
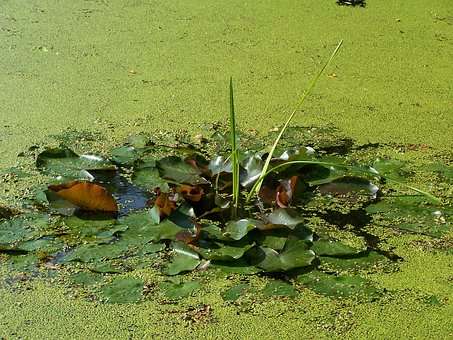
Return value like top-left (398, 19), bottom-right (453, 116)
top-left (311, 239), bottom-right (364, 257)
top-left (101, 278), bottom-right (144, 303)
top-left (223, 219), bottom-right (263, 240)
top-left (132, 167), bottom-right (169, 192)
top-left (110, 146), bottom-right (140, 166)
top-left (222, 283), bottom-right (250, 301)
top-left (164, 242), bottom-right (200, 275)
top-left (297, 270), bottom-right (381, 300)
top-left (36, 148), bottom-right (115, 178)
top-left (266, 209), bottom-right (304, 229)
top-left (262, 280), bottom-right (297, 297)
top-left (158, 156), bottom-right (209, 185)
top-left (160, 280), bottom-right (201, 299)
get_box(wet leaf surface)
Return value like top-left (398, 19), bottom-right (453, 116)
top-left (37, 148), bottom-right (115, 179)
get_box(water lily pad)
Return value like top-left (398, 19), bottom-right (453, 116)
top-left (164, 242), bottom-right (200, 275)
top-left (197, 240), bottom-right (254, 261)
top-left (7, 254), bottom-right (39, 272)
top-left (221, 283), bottom-right (250, 301)
top-left (101, 277), bottom-right (144, 303)
top-left (119, 210), bottom-right (186, 243)
top-left (37, 148), bottom-right (115, 179)
top-left (372, 159), bottom-right (409, 181)
top-left (262, 280), bottom-right (297, 297)
top-left (366, 196), bottom-right (452, 237)
top-left (212, 259), bottom-right (261, 274)
top-left (158, 156), bottom-right (209, 185)
top-left (223, 219), bottom-right (263, 240)
top-left (62, 241), bottom-right (130, 263)
top-left (240, 152), bottom-right (264, 188)
top-left (319, 176), bottom-right (378, 197)
top-left (319, 251), bottom-right (390, 272)
top-left (132, 167), bottom-right (169, 192)
top-left (70, 272), bottom-right (104, 286)
top-left (209, 156), bottom-right (232, 175)
top-left (297, 270), bottom-right (381, 300)
top-left (250, 240), bottom-right (315, 272)
top-left (265, 209), bottom-right (304, 229)
top-left (160, 279), bottom-right (201, 299)
top-left (311, 239), bottom-right (364, 257)
top-left (110, 146), bottom-right (140, 166)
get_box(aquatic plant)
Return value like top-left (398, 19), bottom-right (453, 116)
top-left (0, 42), bottom-right (450, 303)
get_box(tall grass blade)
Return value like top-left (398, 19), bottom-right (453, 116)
top-left (246, 40), bottom-right (344, 202)
top-left (229, 77), bottom-right (240, 215)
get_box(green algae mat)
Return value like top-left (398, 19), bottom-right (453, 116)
top-left (1, 0), bottom-right (453, 339)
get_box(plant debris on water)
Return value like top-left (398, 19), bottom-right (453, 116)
top-left (0, 43), bottom-right (451, 304)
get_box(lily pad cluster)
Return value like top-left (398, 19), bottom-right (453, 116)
top-left (0, 133), bottom-right (451, 303)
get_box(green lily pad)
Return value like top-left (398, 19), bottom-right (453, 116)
top-left (158, 156), bottom-right (209, 185)
top-left (262, 280), bottom-right (297, 297)
top-left (17, 237), bottom-right (64, 253)
top-left (208, 156), bottom-right (232, 175)
top-left (110, 146), bottom-right (140, 166)
top-left (132, 167), bottom-right (169, 192)
top-left (297, 270), bottom-right (381, 300)
top-left (319, 176), bottom-right (378, 197)
top-left (37, 148), bottom-right (115, 178)
top-left (221, 283), bottom-right (250, 301)
top-left (223, 219), bottom-right (263, 240)
top-left (70, 272), bottom-right (104, 286)
top-left (164, 242), bottom-right (200, 275)
top-left (197, 240), bottom-right (254, 261)
top-left (89, 262), bottom-right (125, 274)
top-left (159, 280), bottom-right (201, 299)
top-left (7, 254), bottom-right (39, 272)
top-left (311, 239), bottom-right (364, 257)
top-left (250, 240), bottom-right (315, 272)
top-left (119, 210), bottom-right (186, 243)
top-left (372, 159), bottom-right (409, 181)
top-left (319, 251), bottom-right (390, 272)
top-left (62, 241), bottom-right (130, 263)
top-left (101, 277), bottom-right (144, 303)
top-left (265, 209), bottom-right (305, 228)
top-left (211, 259), bottom-right (261, 274)
top-left (240, 152), bottom-right (264, 188)
top-left (366, 196), bottom-right (452, 237)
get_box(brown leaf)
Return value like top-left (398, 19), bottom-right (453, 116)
top-left (48, 181), bottom-right (118, 212)
top-left (154, 192), bottom-right (177, 218)
top-left (276, 176), bottom-right (301, 208)
top-left (177, 185), bottom-right (204, 202)
top-left (175, 223), bottom-right (201, 245)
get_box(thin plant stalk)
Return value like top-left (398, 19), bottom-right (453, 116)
top-left (246, 40), bottom-right (343, 203)
top-left (229, 77), bottom-right (240, 216)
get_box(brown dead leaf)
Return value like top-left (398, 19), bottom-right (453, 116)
top-left (48, 181), bottom-right (118, 212)
top-left (154, 192), bottom-right (177, 218)
top-left (276, 176), bottom-right (300, 208)
top-left (177, 185), bottom-right (204, 202)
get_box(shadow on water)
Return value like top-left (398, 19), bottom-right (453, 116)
top-left (319, 208), bottom-right (403, 261)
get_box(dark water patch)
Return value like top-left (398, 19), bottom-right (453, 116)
top-left (90, 170), bottom-right (152, 216)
